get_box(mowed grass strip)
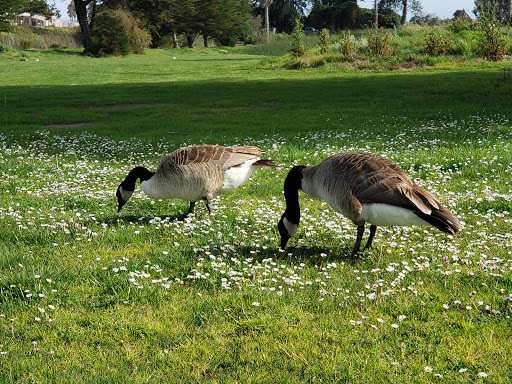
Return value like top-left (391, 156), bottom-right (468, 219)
top-left (0, 48), bottom-right (511, 383)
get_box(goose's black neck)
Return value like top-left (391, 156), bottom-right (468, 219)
top-left (122, 167), bottom-right (155, 191)
top-left (283, 166), bottom-right (305, 224)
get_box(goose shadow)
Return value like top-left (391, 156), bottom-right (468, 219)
top-left (234, 244), bottom-right (369, 266)
top-left (101, 211), bottom-right (193, 226)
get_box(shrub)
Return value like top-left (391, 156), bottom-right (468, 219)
top-left (90, 9), bottom-right (151, 56)
top-left (424, 31), bottom-right (453, 55)
top-left (448, 18), bottom-right (473, 33)
top-left (367, 29), bottom-right (391, 56)
top-left (336, 31), bottom-right (356, 57)
top-left (216, 33), bottom-right (238, 47)
top-left (479, 7), bottom-right (508, 62)
top-left (19, 39), bottom-right (34, 50)
top-left (0, 42), bottom-right (11, 53)
top-left (291, 18), bottom-right (306, 57)
top-left (318, 28), bottom-right (329, 54)
top-left (450, 30), bottom-right (482, 58)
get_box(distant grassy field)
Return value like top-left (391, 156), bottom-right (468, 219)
top-left (1, 48), bottom-right (512, 383)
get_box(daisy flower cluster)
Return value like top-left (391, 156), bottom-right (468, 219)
top-left (0, 113), bottom-right (511, 377)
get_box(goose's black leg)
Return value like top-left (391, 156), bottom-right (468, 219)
top-left (188, 202), bottom-right (195, 214)
top-left (203, 198), bottom-right (213, 216)
top-left (351, 224), bottom-right (365, 258)
top-left (363, 225), bottom-right (377, 250)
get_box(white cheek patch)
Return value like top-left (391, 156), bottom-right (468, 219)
top-left (119, 186), bottom-right (134, 202)
top-left (283, 217), bottom-right (298, 237)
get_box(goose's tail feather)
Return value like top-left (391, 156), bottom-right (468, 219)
top-left (416, 207), bottom-right (461, 235)
top-left (254, 159), bottom-right (279, 168)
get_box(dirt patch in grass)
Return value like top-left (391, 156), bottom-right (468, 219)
top-left (45, 122), bottom-right (94, 129)
top-left (90, 104), bottom-right (154, 110)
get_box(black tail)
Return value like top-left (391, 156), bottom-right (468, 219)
top-left (416, 207), bottom-right (461, 235)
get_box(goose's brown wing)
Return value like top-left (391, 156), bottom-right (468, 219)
top-left (168, 145), bottom-right (263, 170)
top-left (333, 152), bottom-right (440, 215)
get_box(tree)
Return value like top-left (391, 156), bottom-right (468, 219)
top-left (374, 0), bottom-right (378, 28)
top-left (162, 0), bottom-right (249, 48)
top-left (454, 9), bottom-right (471, 20)
top-left (0, 0), bottom-right (23, 31)
top-left (198, 0), bottom-right (249, 47)
top-left (260, 0), bottom-right (273, 42)
top-left (474, 0), bottom-right (511, 21)
top-left (74, 0), bottom-right (95, 50)
top-left (252, 0), bottom-right (308, 33)
top-left (67, 1), bottom-right (77, 20)
top-left (23, 0), bottom-right (60, 17)
top-left (379, 0), bottom-right (422, 24)
top-left (307, 0), bottom-right (361, 32)
top-left (268, 0), bottom-right (300, 33)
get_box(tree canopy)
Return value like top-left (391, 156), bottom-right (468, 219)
top-left (0, 0), bottom-right (23, 30)
top-left (474, 0), bottom-right (511, 21)
top-left (23, 0), bottom-right (60, 17)
top-left (379, 0), bottom-right (422, 25)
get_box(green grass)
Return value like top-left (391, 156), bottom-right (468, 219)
top-left (1, 48), bottom-right (512, 383)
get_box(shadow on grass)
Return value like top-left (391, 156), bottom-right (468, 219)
top-left (103, 211), bottom-right (191, 225)
top-left (235, 244), bottom-right (368, 266)
top-left (2, 70), bottom-right (511, 146)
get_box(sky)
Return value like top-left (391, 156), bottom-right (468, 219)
top-left (55, 0), bottom-right (477, 22)
top-left (358, 0), bottom-right (476, 19)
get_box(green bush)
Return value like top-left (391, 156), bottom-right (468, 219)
top-left (367, 29), bottom-right (391, 56)
top-left (318, 28), bottom-right (329, 54)
top-left (19, 39), bottom-right (34, 49)
top-left (476, 4), bottom-right (508, 62)
top-left (216, 33), bottom-right (238, 47)
top-left (90, 9), bottom-right (151, 56)
top-left (451, 30), bottom-right (482, 57)
top-left (424, 31), bottom-right (453, 55)
top-left (291, 18), bottom-right (306, 57)
top-left (0, 42), bottom-right (11, 53)
top-left (448, 18), bottom-right (473, 33)
top-left (337, 30), bottom-right (356, 57)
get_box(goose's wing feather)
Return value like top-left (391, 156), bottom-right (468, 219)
top-left (334, 153), bottom-right (440, 215)
top-left (167, 145), bottom-right (262, 170)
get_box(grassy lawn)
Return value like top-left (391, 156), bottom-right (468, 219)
top-left (1, 48), bottom-right (512, 383)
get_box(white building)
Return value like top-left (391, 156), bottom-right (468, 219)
top-left (15, 13), bottom-right (79, 28)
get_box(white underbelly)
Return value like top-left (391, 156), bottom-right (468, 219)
top-left (361, 203), bottom-right (430, 227)
top-left (216, 160), bottom-right (258, 195)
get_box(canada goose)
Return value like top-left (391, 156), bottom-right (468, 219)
top-left (116, 144), bottom-right (277, 215)
top-left (278, 152), bottom-right (461, 257)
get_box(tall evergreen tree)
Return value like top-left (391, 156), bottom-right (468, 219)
top-left (0, 0), bottom-right (23, 31)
